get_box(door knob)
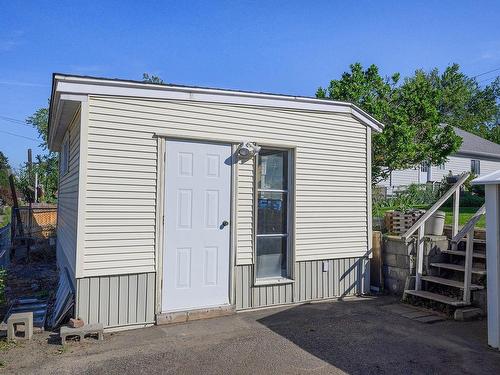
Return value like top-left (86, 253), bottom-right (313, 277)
top-left (221, 220), bottom-right (229, 227)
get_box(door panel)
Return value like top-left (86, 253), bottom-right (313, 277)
top-left (163, 140), bottom-right (232, 312)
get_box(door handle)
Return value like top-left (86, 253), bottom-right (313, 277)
top-left (221, 220), bottom-right (229, 227)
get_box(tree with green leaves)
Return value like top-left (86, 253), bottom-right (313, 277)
top-left (17, 106), bottom-right (58, 203)
top-left (0, 151), bottom-right (12, 206)
top-left (142, 73), bottom-right (165, 84)
top-left (317, 63), bottom-right (499, 183)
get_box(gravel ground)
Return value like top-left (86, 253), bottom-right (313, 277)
top-left (1, 296), bottom-right (499, 374)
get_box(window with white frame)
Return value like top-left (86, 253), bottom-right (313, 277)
top-left (255, 149), bottom-right (291, 280)
top-left (471, 159), bottom-right (480, 175)
top-left (438, 163), bottom-right (446, 170)
top-left (60, 136), bottom-right (70, 176)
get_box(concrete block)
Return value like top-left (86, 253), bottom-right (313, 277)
top-left (383, 254), bottom-right (398, 267)
top-left (60, 323), bottom-right (104, 344)
top-left (454, 308), bottom-right (483, 321)
top-left (7, 312), bottom-right (33, 341)
top-left (396, 254), bottom-right (411, 269)
top-left (385, 265), bottom-right (410, 281)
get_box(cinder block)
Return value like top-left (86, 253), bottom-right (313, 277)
top-left (383, 254), bottom-right (398, 267)
top-left (396, 254), bottom-right (411, 269)
top-left (454, 308), bottom-right (483, 321)
top-left (7, 312), bottom-right (33, 341)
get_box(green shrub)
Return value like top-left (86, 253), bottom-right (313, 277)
top-left (373, 183), bottom-right (439, 216)
top-left (442, 191), bottom-right (484, 208)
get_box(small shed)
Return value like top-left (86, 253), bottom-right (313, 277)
top-left (48, 74), bottom-right (384, 330)
top-left (472, 171), bottom-right (500, 349)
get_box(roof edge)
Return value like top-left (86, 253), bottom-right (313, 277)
top-left (51, 73), bottom-right (385, 132)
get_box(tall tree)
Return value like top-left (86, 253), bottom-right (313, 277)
top-left (317, 63), bottom-right (499, 183)
top-left (0, 151), bottom-right (12, 206)
top-left (18, 105), bottom-right (58, 203)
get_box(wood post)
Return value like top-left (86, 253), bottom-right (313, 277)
top-left (485, 184), bottom-right (500, 349)
top-left (463, 228), bottom-right (474, 303)
top-left (453, 189), bottom-right (460, 237)
top-left (415, 224), bottom-right (425, 291)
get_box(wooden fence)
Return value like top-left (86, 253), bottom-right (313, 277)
top-left (12, 204), bottom-right (57, 240)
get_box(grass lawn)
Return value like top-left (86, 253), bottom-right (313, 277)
top-left (440, 206), bottom-right (485, 228)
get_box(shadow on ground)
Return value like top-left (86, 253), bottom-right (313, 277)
top-left (257, 297), bottom-right (500, 374)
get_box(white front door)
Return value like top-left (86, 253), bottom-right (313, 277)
top-left (162, 140), bottom-right (232, 312)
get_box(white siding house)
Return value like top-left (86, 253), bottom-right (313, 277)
top-left (379, 127), bottom-right (500, 193)
top-left (48, 74), bottom-right (383, 330)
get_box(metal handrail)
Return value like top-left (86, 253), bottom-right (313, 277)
top-left (451, 204), bottom-right (485, 245)
top-left (402, 172), bottom-right (470, 241)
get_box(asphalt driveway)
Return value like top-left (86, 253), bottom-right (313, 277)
top-left (2, 296), bottom-right (499, 374)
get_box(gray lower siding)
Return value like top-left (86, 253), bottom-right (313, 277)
top-left (75, 257), bottom-right (368, 328)
top-left (235, 257), bottom-right (369, 310)
top-left (76, 272), bottom-right (155, 328)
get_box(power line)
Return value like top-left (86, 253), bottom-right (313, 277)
top-left (473, 67), bottom-right (500, 78)
top-left (478, 75), bottom-right (499, 84)
top-left (0, 129), bottom-right (39, 142)
top-left (0, 115), bottom-right (32, 127)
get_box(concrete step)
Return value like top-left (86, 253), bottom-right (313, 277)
top-left (421, 275), bottom-right (484, 290)
top-left (441, 249), bottom-right (486, 259)
top-left (430, 262), bottom-right (487, 275)
top-left (404, 289), bottom-right (469, 307)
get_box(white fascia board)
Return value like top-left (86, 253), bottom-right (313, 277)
top-left (472, 170), bottom-right (500, 185)
top-left (53, 75), bottom-right (384, 133)
top-left (455, 151), bottom-right (500, 163)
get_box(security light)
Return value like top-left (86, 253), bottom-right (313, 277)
top-left (237, 141), bottom-right (261, 160)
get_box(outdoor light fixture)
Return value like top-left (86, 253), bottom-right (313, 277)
top-left (237, 141), bottom-right (261, 160)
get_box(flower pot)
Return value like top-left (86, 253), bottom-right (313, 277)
top-left (424, 210), bottom-right (445, 235)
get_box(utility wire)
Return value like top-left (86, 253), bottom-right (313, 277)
top-left (0, 129), bottom-right (39, 142)
top-left (473, 67), bottom-right (500, 78)
top-left (478, 75), bottom-right (499, 84)
top-left (0, 115), bottom-right (32, 127)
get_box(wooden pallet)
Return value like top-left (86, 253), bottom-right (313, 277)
top-left (384, 210), bottom-right (425, 235)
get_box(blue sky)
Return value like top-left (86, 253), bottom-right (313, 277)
top-left (1, 1), bottom-right (499, 167)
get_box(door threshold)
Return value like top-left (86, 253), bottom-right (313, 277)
top-left (156, 304), bottom-right (235, 325)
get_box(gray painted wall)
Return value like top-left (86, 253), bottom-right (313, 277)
top-left (76, 272), bottom-right (155, 328)
top-left (235, 257), bottom-right (369, 310)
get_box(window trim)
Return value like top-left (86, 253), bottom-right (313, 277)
top-left (60, 134), bottom-right (70, 176)
top-left (471, 159), bottom-right (481, 175)
top-left (253, 147), bottom-right (294, 284)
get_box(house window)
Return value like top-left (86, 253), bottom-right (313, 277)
top-left (420, 163), bottom-right (429, 172)
top-left (438, 163), bottom-right (446, 170)
top-left (471, 159), bottom-right (480, 175)
top-left (60, 136), bottom-right (70, 176)
top-left (255, 149), bottom-right (291, 280)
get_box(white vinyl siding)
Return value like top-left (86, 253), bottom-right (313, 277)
top-left (379, 155), bottom-right (500, 192)
top-left (84, 96), bottom-right (368, 276)
top-left (56, 111), bottom-right (81, 279)
top-left (236, 158), bottom-right (254, 265)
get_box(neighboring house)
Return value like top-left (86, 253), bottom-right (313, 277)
top-left (379, 127), bottom-right (500, 193)
top-left (48, 74), bottom-right (383, 330)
